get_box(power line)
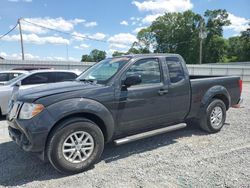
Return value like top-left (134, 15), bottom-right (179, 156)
top-left (21, 19), bottom-right (108, 43)
top-left (0, 22), bottom-right (18, 40)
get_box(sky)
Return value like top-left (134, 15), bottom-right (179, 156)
top-left (0, 0), bottom-right (249, 61)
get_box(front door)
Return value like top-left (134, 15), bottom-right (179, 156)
top-left (116, 58), bottom-right (172, 134)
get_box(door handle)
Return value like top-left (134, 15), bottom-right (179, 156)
top-left (158, 89), bottom-right (168, 96)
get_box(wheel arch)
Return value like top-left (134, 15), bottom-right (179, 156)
top-left (45, 98), bottom-right (115, 144)
top-left (201, 85), bottom-right (231, 110)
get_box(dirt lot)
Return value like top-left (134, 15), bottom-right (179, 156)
top-left (0, 84), bottom-right (249, 188)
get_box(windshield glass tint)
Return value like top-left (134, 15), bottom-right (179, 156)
top-left (77, 57), bottom-right (130, 84)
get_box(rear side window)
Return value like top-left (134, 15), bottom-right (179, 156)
top-left (22, 73), bottom-right (53, 85)
top-left (165, 57), bottom-right (185, 84)
top-left (55, 72), bottom-right (77, 82)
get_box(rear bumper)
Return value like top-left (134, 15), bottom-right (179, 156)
top-left (232, 97), bottom-right (243, 108)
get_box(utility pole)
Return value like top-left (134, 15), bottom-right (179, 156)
top-left (199, 34), bottom-right (202, 65)
top-left (66, 43), bottom-right (69, 61)
top-left (18, 18), bottom-right (25, 60)
top-left (199, 21), bottom-right (207, 64)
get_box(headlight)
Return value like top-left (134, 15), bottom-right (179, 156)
top-left (19, 103), bottom-right (44, 119)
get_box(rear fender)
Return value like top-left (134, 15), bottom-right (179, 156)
top-left (198, 85), bottom-right (230, 119)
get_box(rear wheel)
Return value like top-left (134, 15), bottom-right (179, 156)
top-left (199, 99), bottom-right (226, 133)
top-left (47, 118), bottom-right (104, 174)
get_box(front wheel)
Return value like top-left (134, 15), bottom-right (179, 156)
top-left (199, 99), bottom-right (226, 133)
top-left (47, 118), bottom-right (104, 174)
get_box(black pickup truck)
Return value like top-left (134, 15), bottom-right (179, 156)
top-left (7, 54), bottom-right (242, 174)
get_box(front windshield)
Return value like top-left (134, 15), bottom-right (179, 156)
top-left (77, 57), bottom-right (130, 84)
top-left (4, 74), bottom-right (26, 86)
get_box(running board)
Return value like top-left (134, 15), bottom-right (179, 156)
top-left (114, 123), bottom-right (187, 145)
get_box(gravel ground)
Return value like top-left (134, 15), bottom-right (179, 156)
top-left (0, 84), bottom-right (250, 188)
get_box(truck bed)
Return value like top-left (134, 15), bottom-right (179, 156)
top-left (187, 75), bottom-right (241, 119)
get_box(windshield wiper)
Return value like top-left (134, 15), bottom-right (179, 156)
top-left (78, 79), bottom-right (96, 83)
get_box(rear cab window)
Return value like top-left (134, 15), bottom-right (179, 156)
top-left (165, 57), bottom-right (185, 84)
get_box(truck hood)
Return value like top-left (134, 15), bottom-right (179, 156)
top-left (17, 81), bottom-right (102, 102)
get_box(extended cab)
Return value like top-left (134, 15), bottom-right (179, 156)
top-left (7, 54), bottom-right (242, 174)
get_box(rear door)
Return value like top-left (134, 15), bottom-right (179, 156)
top-left (163, 57), bottom-right (191, 122)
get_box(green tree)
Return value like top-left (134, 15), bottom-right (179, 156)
top-left (133, 28), bottom-right (156, 53)
top-left (81, 54), bottom-right (93, 62)
top-left (239, 25), bottom-right (250, 61)
top-left (81, 49), bottom-right (106, 62)
top-left (226, 24), bottom-right (250, 62)
top-left (150, 10), bottom-right (202, 64)
top-left (112, 51), bottom-right (126, 57)
top-left (203, 9), bottom-right (230, 63)
top-left (205, 35), bottom-right (228, 63)
top-left (227, 36), bottom-right (241, 62)
top-left (90, 49), bottom-right (106, 62)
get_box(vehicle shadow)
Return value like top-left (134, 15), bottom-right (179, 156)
top-left (0, 125), bottom-right (208, 187)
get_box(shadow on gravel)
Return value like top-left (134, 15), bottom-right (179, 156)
top-left (0, 125), bottom-right (206, 187)
top-left (102, 126), bottom-right (207, 163)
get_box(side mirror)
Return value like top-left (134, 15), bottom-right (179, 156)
top-left (123, 75), bottom-right (142, 87)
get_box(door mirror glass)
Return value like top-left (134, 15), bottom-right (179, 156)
top-left (123, 75), bottom-right (142, 87)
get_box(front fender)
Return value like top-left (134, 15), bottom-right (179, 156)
top-left (46, 98), bottom-right (115, 142)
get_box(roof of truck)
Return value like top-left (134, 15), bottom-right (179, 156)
top-left (113, 53), bottom-right (181, 59)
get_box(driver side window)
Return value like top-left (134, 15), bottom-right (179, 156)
top-left (125, 58), bottom-right (161, 86)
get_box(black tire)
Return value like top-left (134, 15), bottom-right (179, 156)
top-left (47, 117), bottom-right (104, 174)
top-left (199, 99), bottom-right (226, 133)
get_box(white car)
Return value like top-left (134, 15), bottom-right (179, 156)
top-left (0, 70), bottom-right (28, 85)
top-left (0, 69), bottom-right (80, 116)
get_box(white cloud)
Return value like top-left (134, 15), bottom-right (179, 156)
top-left (224, 13), bottom-right (249, 34)
top-left (109, 43), bottom-right (131, 49)
top-left (21, 22), bottom-right (48, 34)
top-left (72, 31), bottom-right (86, 41)
top-left (22, 17), bottom-right (85, 33)
top-left (71, 32), bottom-right (106, 41)
top-left (0, 51), bottom-right (80, 61)
top-left (74, 43), bottom-right (90, 50)
top-left (108, 33), bottom-right (136, 48)
top-left (0, 52), bottom-right (39, 60)
top-left (133, 27), bottom-right (147, 33)
top-left (142, 14), bottom-right (162, 24)
top-left (132, 0), bottom-right (193, 14)
top-left (132, 0), bottom-right (193, 24)
top-left (90, 32), bottom-right (106, 40)
top-left (84, 22), bottom-right (98, 27)
top-left (120, 20), bottom-right (129, 26)
top-left (20, 17), bottom-right (97, 34)
top-left (3, 33), bottom-right (69, 45)
top-left (108, 33), bottom-right (137, 52)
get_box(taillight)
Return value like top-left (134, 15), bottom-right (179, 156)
top-left (239, 79), bottom-right (243, 94)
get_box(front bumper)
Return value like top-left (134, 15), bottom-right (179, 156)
top-left (7, 108), bottom-right (55, 153)
top-left (232, 97), bottom-right (243, 108)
